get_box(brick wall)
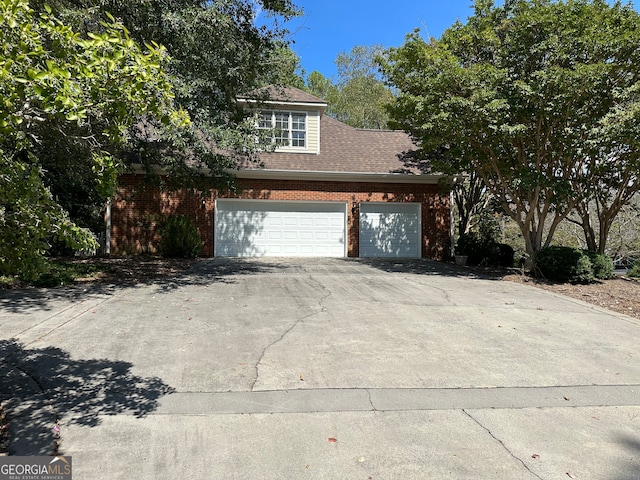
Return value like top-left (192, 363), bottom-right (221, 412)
top-left (111, 174), bottom-right (451, 259)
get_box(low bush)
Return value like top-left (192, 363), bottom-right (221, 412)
top-left (585, 251), bottom-right (614, 280)
top-left (536, 247), bottom-right (614, 283)
top-left (536, 246), bottom-right (594, 283)
top-left (158, 215), bottom-right (203, 259)
top-left (457, 232), bottom-right (495, 266)
top-left (456, 233), bottom-right (515, 267)
top-left (497, 243), bottom-right (515, 268)
top-left (629, 261), bottom-right (640, 278)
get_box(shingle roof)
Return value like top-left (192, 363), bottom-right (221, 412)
top-left (239, 85), bottom-right (328, 105)
top-left (245, 114), bottom-right (419, 174)
top-left (237, 86), bottom-right (433, 176)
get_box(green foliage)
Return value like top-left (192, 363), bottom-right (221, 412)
top-left (628, 261), bottom-right (640, 278)
top-left (305, 45), bottom-right (394, 129)
top-left (19, 0), bottom-right (303, 237)
top-left (0, 153), bottom-right (97, 281)
top-left (536, 247), bottom-right (595, 284)
top-left (382, 0), bottom-right (640, 260)
top-left (457, 232), bottom-right (497, 266)
top-left (158, 215), bottom-right (203, 259)
top-left (38, 0), bottom-right (302, 178)
top-left (0, 0), bottom-right (184, 279)
top-left (585, 251), bottom-right (614, 280)
top-left (456, 232), bottom-right (514, 267)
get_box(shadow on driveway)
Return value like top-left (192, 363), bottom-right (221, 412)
top-left (0, 258), bottom-right (287, 312)
top-left (614, 433), bottom-right (640, 480)
top-left (0, 258), bottom-right (510, 313)
top-left (0, 339), bottom-right (174, 455)
top-left (182, 257), bottom-right (512, 279)
top-left (347, 257), bottom-right (513, 280)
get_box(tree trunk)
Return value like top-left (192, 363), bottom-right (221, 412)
top-left (575, 202), bottom-right (598, 252)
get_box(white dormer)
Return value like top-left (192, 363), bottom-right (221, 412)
top-left (238, 86), bottom-right (327, 155)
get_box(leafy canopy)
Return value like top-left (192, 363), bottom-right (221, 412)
top-left (0, 0), bottom-right (186, 279)
top-left (306, 45), bottom-right (394, 129)
top-left (382, 0), bottom-right (640, 260)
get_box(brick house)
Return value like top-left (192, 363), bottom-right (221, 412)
top-left (109, 87), bottom-right (451, 259)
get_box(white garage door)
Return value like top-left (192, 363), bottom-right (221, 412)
top-left (215, 200), bottom-right (347, 257)
top-left (359, 202), bottom-right (421, 258)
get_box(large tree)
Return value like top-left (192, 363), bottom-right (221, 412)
top-left (306, 45), bottom-right (394, 129)
top-left (0, 0), bottom-right (186, 279)
top-left (382, 0), bottom-right (640, 264)
top-left (25, 0), bottom-right (302, 231)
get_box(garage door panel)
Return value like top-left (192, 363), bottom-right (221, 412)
top-left (359, 203), bottom-right (421, 258)
top-left (215, 200), bottom-right (346, 257)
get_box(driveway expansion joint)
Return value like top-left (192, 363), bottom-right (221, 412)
top-left (156, 385), bottom-right (640, 416)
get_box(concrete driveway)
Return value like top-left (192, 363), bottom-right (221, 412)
top-left (1, 258), bottom-right (639, 479)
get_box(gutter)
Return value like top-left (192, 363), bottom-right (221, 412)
top-left (232, 169), bottom-right (445, 185)
top-left (127, 164), bottom-right (446, 185)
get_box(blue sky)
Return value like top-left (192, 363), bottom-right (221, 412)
top-left (276, 0), bottom-right (637, 82)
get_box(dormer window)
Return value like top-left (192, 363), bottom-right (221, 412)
top-left (259, 111), bottom-right (306, 148)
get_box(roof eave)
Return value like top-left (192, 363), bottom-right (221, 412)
top-left (233, 169), bottom-right (445, 184)
top-left (238, 98), bottom-right (329, 109)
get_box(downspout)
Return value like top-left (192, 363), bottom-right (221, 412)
top-left (450, 189), bottom-right (455, 259)
top-left (104, 198), bottom-right (111, 256)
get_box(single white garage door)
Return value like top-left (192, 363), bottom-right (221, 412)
top-left (359, 202), bottom-right (421, 258)
top-left (215, 200), bottom-right (347, 257)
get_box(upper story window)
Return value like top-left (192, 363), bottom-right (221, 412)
top-left (259, 111), bottom-right (306, 148)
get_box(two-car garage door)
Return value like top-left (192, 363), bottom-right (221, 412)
top-left (214, 199), bottom-right (421, 258)
top-left (214, 200), bottom-right (347, 257)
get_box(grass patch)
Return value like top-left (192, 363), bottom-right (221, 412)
top-left (32, 260), bottom-right (108, 287)
top-left (1, 259), bottom-right (111, 288)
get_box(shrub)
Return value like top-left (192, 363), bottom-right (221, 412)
top-left (158, 215), bottom-right (202, 258)
top-left (536, 246), bottom-right (594, 283)
top-left (585, 251), bottom-right (614, 280)
top-left (629, 260), bottom-right (640, 278)
top-left (457, 232), bottom-right (496, 266)
top-left (497, 243), bottom-right (515, 268)
top-left (456, 233), bottom-right (514, 267)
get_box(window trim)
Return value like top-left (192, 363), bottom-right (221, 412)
top-left (258, 110), bottom-right (307, 150)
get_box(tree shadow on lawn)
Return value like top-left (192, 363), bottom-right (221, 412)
top-left (0, 339), bottom-right (174, 456)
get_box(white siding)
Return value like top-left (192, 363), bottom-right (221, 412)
top-left (306, 109), bottom-right (320, 154)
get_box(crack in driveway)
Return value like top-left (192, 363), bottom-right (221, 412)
top-left (251, 276), bottom-right (331, 391)
top-left (463, 409), bottom-right (544, 480)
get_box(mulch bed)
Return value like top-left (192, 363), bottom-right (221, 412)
top-left (503, 273), bottom-right (640, 320)
top-left (69, 257), bottom-right (201, 284)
